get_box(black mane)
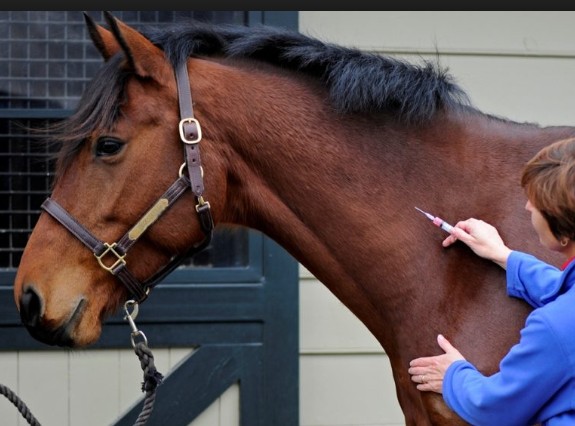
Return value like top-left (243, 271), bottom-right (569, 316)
top-left (51, 19), bottom-right (475, 178)
top-left (145, 21), bottom-right (473, 123)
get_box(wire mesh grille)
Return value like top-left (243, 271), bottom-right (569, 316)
top-left (0, 11), bottom-right (246, 110)
top-left (0, 118), bottom-right (54, 268)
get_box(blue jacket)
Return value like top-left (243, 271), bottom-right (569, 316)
top-left (443, 251), bottom-right (575, 426)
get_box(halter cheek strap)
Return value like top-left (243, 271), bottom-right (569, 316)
top-left (41, 174), bottom-right (204, 302)
top-left (40, 61), bottom-right (214, 303)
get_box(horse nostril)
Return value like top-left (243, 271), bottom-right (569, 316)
top-left (19, 286), bottom-right (43, 327)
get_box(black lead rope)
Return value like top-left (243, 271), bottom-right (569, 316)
top-left (132, 342), bottom-right (164, 426)
top-left (0, 383), bottom-right (41, 426)
top-left (0, 302), bottom-right (162, 426)
top-left (123, 300), bottom-right (164, 426)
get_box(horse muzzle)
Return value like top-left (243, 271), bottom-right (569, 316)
top-left (19, 286), bottom-right (85, 347)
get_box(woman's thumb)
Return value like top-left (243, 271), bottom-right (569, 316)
top-left (437, 334), bottom-right (453, 352)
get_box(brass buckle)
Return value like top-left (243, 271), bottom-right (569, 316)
top-left (95, 242), bottom-right (126, 273)
top-left (178, 117), bottom-right (202, 144)
top-left (196, 196), bottom-right (211, 212)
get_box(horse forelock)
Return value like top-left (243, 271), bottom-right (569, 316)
top-left (48, 55), bottom-right (128, 183)
top-left (144, 21), bottom-right (473, 124)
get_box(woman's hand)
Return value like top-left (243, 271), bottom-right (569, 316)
top-left (408, 334), bottom-right (465, 393)
top-left (442, 218), bottom-right (512, 269)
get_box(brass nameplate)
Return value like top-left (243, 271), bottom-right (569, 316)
top-left (128, 198), bottom-right (169, 241)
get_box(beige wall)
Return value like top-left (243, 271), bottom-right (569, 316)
top-left (298, 10), bottom-right (575, 426)
top-left (2, 11), bottom-right (575, 426)
top-left (300, 11), bottom-right (575, 126)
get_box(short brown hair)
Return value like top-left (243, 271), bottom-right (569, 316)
top-left (521, 137), bottom-right (575, 240)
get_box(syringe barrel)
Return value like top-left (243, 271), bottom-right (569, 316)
top-left (433, 217), bottom-right (454, 233)
top-left (440, 221), bottom-right (453, 233)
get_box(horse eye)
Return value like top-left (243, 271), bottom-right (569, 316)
top-left (95, 137), bottom-right (124, 157)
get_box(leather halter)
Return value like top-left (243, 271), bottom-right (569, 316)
top-left (41, 62), bottom-right (214, 303)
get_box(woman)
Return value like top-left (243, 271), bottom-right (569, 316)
top-left (408, 137), bottom-right (575, 425)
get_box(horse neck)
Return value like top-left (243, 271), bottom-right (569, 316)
top-left (195, 59), bottom-right (575, 355)
top-left (195, 64), bottom-right (388, 313)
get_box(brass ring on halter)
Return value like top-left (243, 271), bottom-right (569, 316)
top-left (178, 162), bottom-right (205, 178)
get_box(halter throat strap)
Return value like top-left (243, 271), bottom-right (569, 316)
top-left (40, 61), bottom-right (214, 303)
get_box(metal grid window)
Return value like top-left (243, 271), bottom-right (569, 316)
top-left (0, 11), bottom-right (249, 271)
top-left (0, 118), bottom-right (54, 268)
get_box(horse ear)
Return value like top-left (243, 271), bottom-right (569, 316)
top-left (101, 11), bottom-right (168, 79)
top-left (85, 11), bottom-right (168, 79)
top-left (83, 12), bottom-right (120, 61)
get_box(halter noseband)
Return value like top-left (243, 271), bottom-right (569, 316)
top-left (41, 62), bottom-right (214, 303)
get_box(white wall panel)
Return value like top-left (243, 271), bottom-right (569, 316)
top-left (300, 11), bottom-right (575, 55)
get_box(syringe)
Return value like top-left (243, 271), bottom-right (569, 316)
top-left (415, 207), bottom-right (454, 233)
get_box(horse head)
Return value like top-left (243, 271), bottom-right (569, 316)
top-left (14, 12), bottom-right (217, 347)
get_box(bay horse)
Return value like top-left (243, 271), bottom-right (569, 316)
top-left (13, 11), bottom-right (575, 425)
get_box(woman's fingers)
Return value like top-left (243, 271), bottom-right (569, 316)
top-left (442, 222), bottom-right (473, 247)
top-left (442, 234), bottom-right (457, 247)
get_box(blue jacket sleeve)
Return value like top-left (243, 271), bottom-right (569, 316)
top-left (442, 311), bottom-right (567, 426)
top-left (506, 251), bottom-right (564, 308)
